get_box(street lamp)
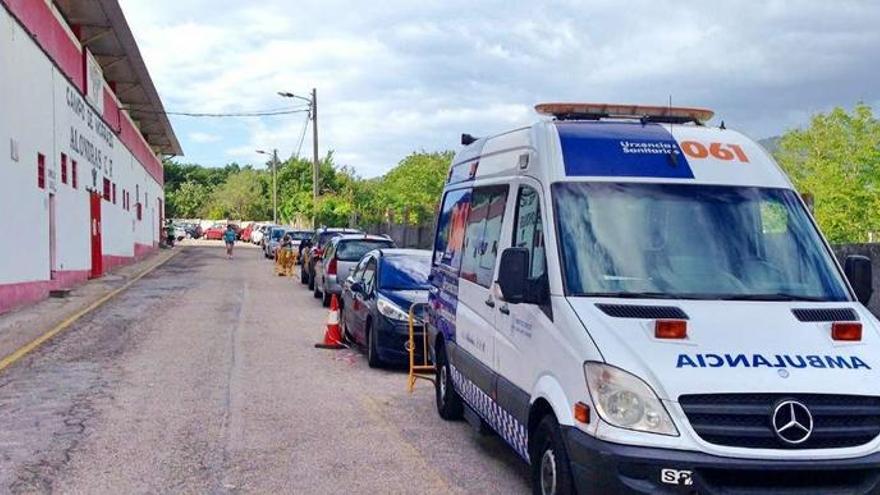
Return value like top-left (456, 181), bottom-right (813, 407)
top-left (256, 149), bottom-right (278, 224)
top-left (279, 89), bottom-right (318, 227)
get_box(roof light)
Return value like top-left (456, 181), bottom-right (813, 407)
top-left (655, 320), bottom-right (688, 339)
top-left (535, 102), bottom-right (714, 124)
top-left (832, 322), bottom-right (862, 341)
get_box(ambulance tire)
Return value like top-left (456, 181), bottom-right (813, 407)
top-left (531, 415), bottom-right (576, 495)
top-left (434, 343), bottom-right (463, 420)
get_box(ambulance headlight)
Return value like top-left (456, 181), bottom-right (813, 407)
top-left (584, 362), bottom-right (677, 436)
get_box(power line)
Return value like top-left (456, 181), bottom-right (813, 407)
top-left (294, 111), bottom-right (310, 159)
top-left (123, 105), bottom-right (311, 118)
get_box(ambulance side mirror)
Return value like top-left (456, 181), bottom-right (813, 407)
top-left (498, 248), bottom-right (529, 304)
top-left (845, 255), bottom-right (873, 305)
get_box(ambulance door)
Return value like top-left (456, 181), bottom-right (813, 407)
top-left (495, 179), bottom-right (552, 430)
top-left (455, 184), bottom-right (510, 396)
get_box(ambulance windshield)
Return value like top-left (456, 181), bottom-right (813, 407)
top-left (553, 182), bottom-right (849, 301)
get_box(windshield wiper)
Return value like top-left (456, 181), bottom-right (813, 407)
top-left (717, 293), bottom-right (828, 302)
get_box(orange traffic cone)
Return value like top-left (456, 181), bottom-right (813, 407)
top-left (315, 294), bottom-right (345, 349)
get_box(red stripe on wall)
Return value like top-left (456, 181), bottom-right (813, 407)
top-left (2, 0), bottom-right (164, 186)
top-left (103, 90), bottom-right (164, 186)
top-left (0, 280), bottom-right (49, 315)
top-left (1, 0), bottom-right (84, 93)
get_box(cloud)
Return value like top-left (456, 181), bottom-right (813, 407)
top-left (119, 0), bottom-right (880, 176)
top-left (188, 131), bottom-right (220, 143)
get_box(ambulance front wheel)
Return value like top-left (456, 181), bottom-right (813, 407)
top-left (531, 415), bottom-right (575, 495)
top-left (434, 342), bottom-right (463, 420)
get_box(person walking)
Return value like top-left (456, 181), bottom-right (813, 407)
top-left (223, 224), bottom-right (236, 259)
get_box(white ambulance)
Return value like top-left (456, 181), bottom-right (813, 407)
top-left (426, 103), bottom-right (879, 494)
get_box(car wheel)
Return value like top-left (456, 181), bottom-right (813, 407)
top-left (339, 305), bottom-right (351, 344)
top-left (366, 322), bottom-right (383, 368)
top-left (434, 342), bottom-right (463, 420)
top-left (530, 415), bottom-right (575, 495)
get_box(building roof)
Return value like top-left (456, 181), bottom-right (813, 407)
top-left (54, 0), bottom-right (182, 156)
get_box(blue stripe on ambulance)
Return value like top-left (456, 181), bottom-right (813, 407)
top-left (557, 121), bottom-right (694, 179)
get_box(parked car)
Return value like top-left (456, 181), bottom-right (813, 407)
top-left (265, 228), bottom-right (311, 259)
top-left (264, 227), bottom-right (287, 258)
top-left (313, 234), bottom-right (396, 306)
top-left (340, 249), bottom-right (431, 367)
top-left (182, 223), bottom-right (202, 239)
top-left (173, 225), bottom-right (187, 241)
top-left (300, 227), bottom-right (363, 288)
top-left (252, 224), bottom-right (273, 246)
top-left (203, 223), bottom-right (226, 240)
top-left (240, 223), bottom-right (255, 242)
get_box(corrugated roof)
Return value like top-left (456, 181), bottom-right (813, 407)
top-left (54, 0), bottom-right (183, 156)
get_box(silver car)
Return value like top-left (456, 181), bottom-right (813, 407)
top-left (312, 234), bottom-right (395, 307)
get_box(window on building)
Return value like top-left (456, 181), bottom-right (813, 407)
top-left (61, 154), bottom-right (68, 184)
top-left (137, 202), bottom-right (143, 221)
top-left (37, 153), bottom-right (46, 189)
top-left (103, 178), bottom-right (111, 201)
top-left (460, 185), bottom-right (509, 287)
top-left (71, 161), bottom-right (78, 189)
top-left (112, 183), bottom-right (117, 204)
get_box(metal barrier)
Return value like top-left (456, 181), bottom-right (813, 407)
top-left (406, 302), bottom-right (434, 392)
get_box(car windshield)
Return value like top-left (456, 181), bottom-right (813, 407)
top-left (553, 182), bottom-right (849, 301)
top-left (336, 240), bottom-right (394, 261)
top-left (271, 229), bottom-right (286, 240)
top-left (289, 231), bottom-right (310, 241)
top-left (379, 254), bottom-right (431, 290)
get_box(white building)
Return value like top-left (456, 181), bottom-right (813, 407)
top-left (0, 0), bottom-right (181, 314)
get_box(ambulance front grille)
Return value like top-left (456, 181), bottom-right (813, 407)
top-left (679, 393), bottom-right (880, 449)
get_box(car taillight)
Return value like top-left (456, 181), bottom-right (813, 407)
top-left (328, 257), bottom-right (337, 275)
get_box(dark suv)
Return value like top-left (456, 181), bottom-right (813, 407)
top-left (300, 227), bottom-right (362, 289)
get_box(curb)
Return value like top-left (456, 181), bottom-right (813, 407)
top-left (0, 248), bottom-right (183, 375)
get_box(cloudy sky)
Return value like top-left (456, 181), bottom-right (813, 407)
top-left (119, 0), bottom-right (880, 177)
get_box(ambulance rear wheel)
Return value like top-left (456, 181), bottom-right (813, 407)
top-left (531, 415), bottom-right (575, 495)
top-left (435, 343), bottom-right (463, 420)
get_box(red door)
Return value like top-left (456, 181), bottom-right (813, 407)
top-left (90, 191), bottom-right (103, 278)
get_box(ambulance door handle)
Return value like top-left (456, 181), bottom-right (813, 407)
top-left (485, 298), bottom-right (495, 308)
top-left (499, 304), bottom-right (510, 315)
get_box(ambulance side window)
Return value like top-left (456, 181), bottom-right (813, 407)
top-left (514, 185), bottom-right (547, 281)
top-left (514, 185), bottom-right (550, 313)
top-left (460, 185), bottom-right (509, 288)
top-left (433, 188), bottom-right (472, 272)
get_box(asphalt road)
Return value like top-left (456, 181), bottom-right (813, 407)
top-left (0, 244), bottom-right (529, 494)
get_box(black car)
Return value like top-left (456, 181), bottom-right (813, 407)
top-left (300, 227), bottom-right (362, 288)
top-left (340, 249), bottom-right (431, 367)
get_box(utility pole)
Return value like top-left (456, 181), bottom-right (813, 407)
top-left (256, 149), bottom-right (279, 224)
top-left (277, 89), bottom-right (320, 227)
top-left (272, 149), bottom-right (278, 224)
top-left (311, 88), bottom-right (319, 228)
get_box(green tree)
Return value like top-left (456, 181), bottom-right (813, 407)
top-left (203, 169), bottom-right (271, 220)
top-left (775, 104), bottom-right (880, 243)
top-left (378, 151), bottom-right (453, 223)
top-left (165, 180), bottom-right (209, 218)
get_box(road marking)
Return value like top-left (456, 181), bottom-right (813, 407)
top-left (0, 249), bottom-right (183, 375)
top-left (360, 395), bottom-right (456, 494)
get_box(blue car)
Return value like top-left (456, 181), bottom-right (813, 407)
top-left (340, 249), bottom-right (431, 367)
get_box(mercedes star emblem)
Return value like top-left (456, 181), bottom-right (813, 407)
top-left (772, 400), bottom-right (814, 445)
